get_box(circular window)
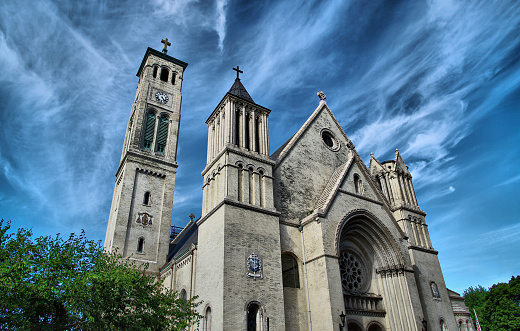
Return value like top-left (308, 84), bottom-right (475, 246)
top-left (321, 129), bottom-right (340, 151)
top-left (339, 250), bottom-right (368, 294)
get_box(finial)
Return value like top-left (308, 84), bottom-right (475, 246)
top-left (395, 148), bottom-right (399, 153)
top-left (317, 91), bottom-right (326, 101)
top-left (233, 66), bottom-right (243, 79)
top-left (189, 213), bottom-right (195, 222)
top-left (161, 38), bottom-right (172, 54)
top-left (371, 152), bottom-right (374, 157)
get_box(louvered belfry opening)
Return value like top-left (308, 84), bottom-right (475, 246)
top-left (143, 111), bottom-right (156, 150)
top-left (155, 115), bottom-right (169, 153)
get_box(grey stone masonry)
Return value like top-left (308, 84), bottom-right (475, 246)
top-left (105, 48), bottom-right (187, 274)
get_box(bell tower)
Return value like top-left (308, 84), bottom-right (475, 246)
top-left (195, 68), bottom-right (286, 330)
top-left (104, 40), bottom-right (188, 273)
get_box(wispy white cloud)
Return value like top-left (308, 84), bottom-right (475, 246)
top-left (495, 174), bottom-right (520, 188)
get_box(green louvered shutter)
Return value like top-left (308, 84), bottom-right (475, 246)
top-left (155, 115), bottom-right (169, 153)
top-left (143, 111), bottom-right (156, 150)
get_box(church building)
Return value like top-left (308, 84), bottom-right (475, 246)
top-left (104, 42), bottom-right (474, 331)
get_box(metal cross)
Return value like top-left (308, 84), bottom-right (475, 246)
top-left (161, 38), bottom-right (171, 54)
top-left (189, 213), bottom-right (195, 221)
top-left (233, 66), bottom-right (243, 79)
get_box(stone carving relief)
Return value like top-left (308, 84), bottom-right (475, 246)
top-left (136, 212), bottom-right (153, 227)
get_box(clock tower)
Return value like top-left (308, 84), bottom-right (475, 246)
top-left (104, 40), bottom-right (188, 273)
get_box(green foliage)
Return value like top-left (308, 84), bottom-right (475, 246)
top-left (0, 220), bottom-right (201, 330)
top-left (464, 277), bottom-right (520, 331)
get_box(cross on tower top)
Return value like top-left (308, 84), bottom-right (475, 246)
top-left (189, 213), bottom-right (196, 222)
top-left (161, 38), bottom-right (171, 54)
top-left (233, 66), bottom-right (243, 79)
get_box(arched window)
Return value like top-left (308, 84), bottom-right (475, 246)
top-left (247, 303), bottom-right (263, 331)
top-left (354, 174), bottom-right (363, 194)
top-left (171, 72), bottom-right (176, 85)
top-left (137, 237), bottom-right (144, 253)
top-left (180, 289), bottom-right (187, 301)
top-left (143, 111), bottom-right (156, 150)
top-left (203, 307), bottom-right (212, 331)
top-left (238, 164), bottom-right (244, 202)
top-left (155, 114), bottom-right (169, 153)
top-left (160, 68), bottom-right (169, 82)
top-left (153, 66), bottom-right (158, 78)
top-left (281, 253), bottom-right (300, 288)
top-left (440, 319), bottom-right (449, 331)
top-left (143, 192), bottom-right (151, 205)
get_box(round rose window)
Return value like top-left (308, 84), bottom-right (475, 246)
top-left (339, 250), bottom-right (367, 294)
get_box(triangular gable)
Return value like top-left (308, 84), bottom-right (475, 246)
top-left (369, 153), bottom-right (389, 177)
top-left (394, 149), bottom-right (411, 176)
top-left (272, 100), bottom-right (352, 168)
top-left (340, 157), bottom-right (381, 202)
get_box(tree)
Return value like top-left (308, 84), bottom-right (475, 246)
top-left (463, 285), bottom-right (488, 329)
top-left (0, 220), bottom-right (201, 330)
top-left (464, 277), bottom-right (520, 331)
top-left (482, 276), bottom-right (520, 331)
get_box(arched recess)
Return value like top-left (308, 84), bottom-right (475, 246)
top-left (245, 300), bottom-right (266, 331)
top-left (203, 304), bottom-right (212, 331)
top-left (335, 209), bottom-right (413, 330)
top-left (346, 320), bottom-right (363, 331)
top-left (367, 320), bottom-right (386, 331)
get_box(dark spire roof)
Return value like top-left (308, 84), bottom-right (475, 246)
top-left (228, 78), bottom-right (254, 103)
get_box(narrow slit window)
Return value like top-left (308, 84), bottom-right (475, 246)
top-left (160, 68), bottom-right (169, 82)
top-left (171, 72), bottom-right (176, 85)
top-left (255, 116), bottom-right (260, 152)
top-left (235, 110), bottom-right (240, 146)
top-left (142, 111), bottom-right (156, 150)
top-left (137, 238), bottom-right (144, 253)
top-left (155, 115), bottom-right (169, 153)
top-left (245, 114), bottom-right (250, 150)
top-left (153, 66), bottom-right (158, 78)
top-left (143, 192), bottom-right (151, 205)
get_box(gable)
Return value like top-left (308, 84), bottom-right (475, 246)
top-left (272, 102), bottom-right (352, 221)
top-left (340, 158), bottom-right (381, 203)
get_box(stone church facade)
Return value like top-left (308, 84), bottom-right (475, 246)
top-left (105, 44), bottom-right (474, 331)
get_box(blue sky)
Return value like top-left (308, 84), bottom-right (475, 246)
top-left (0, 0), bottom-right (519, 294)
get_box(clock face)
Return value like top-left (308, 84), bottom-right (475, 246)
top-left (155, 91), bottom-right (169, 104)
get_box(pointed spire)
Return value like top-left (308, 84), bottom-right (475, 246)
top-left (228, 66), bottom-right (254, 102)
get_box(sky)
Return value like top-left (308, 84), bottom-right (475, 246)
top-left (0, 0), bottom-right (519, 294)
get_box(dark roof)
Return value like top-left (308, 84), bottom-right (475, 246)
top-left (136, 47), bottom-right (188, 77)
top-left (228, 78), bottom-right (254, 102)
top-left (168, 221), bottom-right (198, 261)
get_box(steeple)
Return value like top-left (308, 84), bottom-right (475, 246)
top-left (228, 75), bottom-right (254, 103)
top-left (204, 68), bottom-right (270, 165)
top-left (201, 68), bottom-right (275, 216)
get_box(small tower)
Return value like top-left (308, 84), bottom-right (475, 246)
top-left (196, 68), bottom-right (285, 330)
top-left (202, 66), bottom-right (274, 215)
top-left (104, 40), bottom-right (188, 273)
